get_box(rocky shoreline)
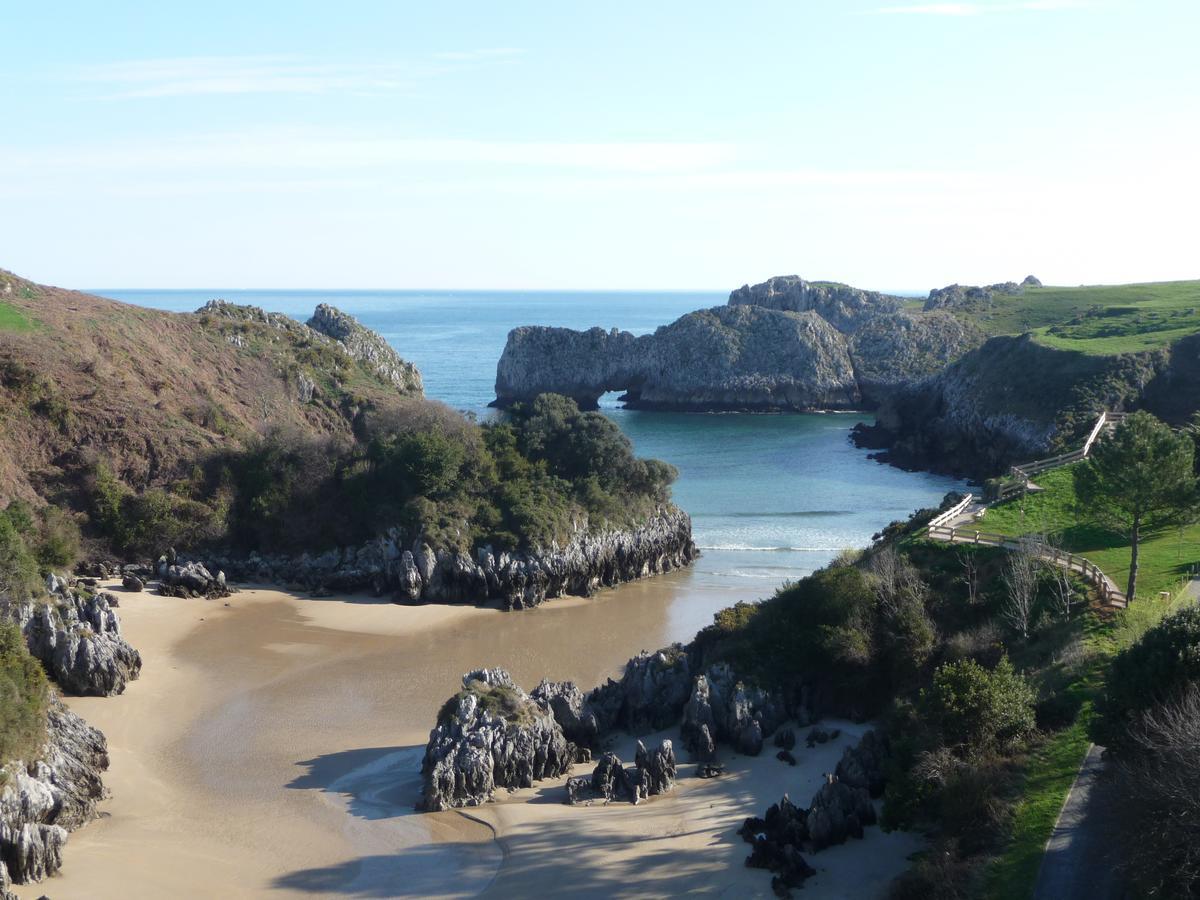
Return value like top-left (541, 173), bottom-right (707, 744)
top-left (206, 505), bottom-right (698, 610)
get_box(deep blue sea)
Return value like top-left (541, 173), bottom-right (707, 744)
top-left (100, 289), bottom-right (968, 622)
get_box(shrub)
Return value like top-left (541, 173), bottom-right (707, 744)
top-left (0, 621), bottom-right (49, 766)
top-left (920, 656), bottom-right (1036, 756)
top-left (1110, 685), bottom-right (1200, 897)
top-left (0, 510), bottom-right (40, 600)
top-left (1096, 604), bottom-right (1200, 747)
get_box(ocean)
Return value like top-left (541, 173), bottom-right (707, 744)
top-left (100, 288), bottom-right (968, 622)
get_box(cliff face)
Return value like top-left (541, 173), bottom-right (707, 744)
top-left (861, 333), bottom-right (1193, 478)
top-left (494, 277), bottom-right (982, 411)
top-left (209, 504), bottom-right (698, 610)
top-left (0, 699), bottom-right (109, 888)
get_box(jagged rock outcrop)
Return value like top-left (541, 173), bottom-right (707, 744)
top-left (156, 555), bottom-right (229, 599)
top-left (0, 699), bottom-right (109, 886)
top-left (494, 275), bottom-right (988, 411)
top-left (209, 505), bottom-right (697, 611)
top-left (923, 280), bottom-right (1023, 311)
top-left (421, 669), bottom-right (577, 811)
top-left (728, 275), bottom-right (904, 332)
top-left (587, 645), bottom-right (693, 734)
top-left (739, 794), bottom-right (818, 896)
top-left (834, 728), bottom-right (889, 797)
top-left (531, 679), bottom-right (601, 748)
top-left (680, 664), bottom-right (784, 758)
top-left (13, 579), bottom-right (142, 696)
top-left (806, 777), bottom-right (877, 849)
top-left (566, 740), bottom-right (677, 806)
top-left (307, 303), bottom-right (423, 395)
top-left (198, 299), bottom-right (422, 398)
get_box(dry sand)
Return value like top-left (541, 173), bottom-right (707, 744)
top-left (19, 577), bottom-right (922, 899)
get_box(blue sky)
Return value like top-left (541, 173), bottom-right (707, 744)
top-left (2, 0), bottom-right (1197, 290)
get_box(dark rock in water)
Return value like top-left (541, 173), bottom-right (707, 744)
top-left (774, 727), bottom-right (796, 751)
top-left (13, 579), bottom-right (141, 696)
top-left (121, 574), bottom-right (144, 592)
top-left (835, 729), bottom-right (890, 798)
top-left (587, 646), bottom-right (692, 735)
top-left (531, 679), bottom-right (601, 748)
top-left (776, 750), bottom-right (797, 766)
top-left (0, 699), bottom-right (109, 886)
top-left (421, 669), bottom-right (577, 811)
top-left (806, 778), bottom-right (876, 851)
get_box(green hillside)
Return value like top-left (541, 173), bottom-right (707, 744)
top-left (971, 280), bottom-right (1200, 355)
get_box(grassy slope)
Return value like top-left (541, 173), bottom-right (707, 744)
top-left (976, 460), bottom-right (1196, 897)
top-left (979, 464), bottom-right (1199, 599)
top-left (0, 301), bottom-right (34, 332)
top-left (964, 280), bottom-right (1200, 356)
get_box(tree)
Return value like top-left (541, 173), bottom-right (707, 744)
top-left (920, 656), bottom-right (1036, 756)
top-left (1074, 411), bottom-right (1197, 602)
top-left (1002, 536), bottom-right (1040, 639)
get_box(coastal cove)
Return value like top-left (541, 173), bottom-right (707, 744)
top-left (102, 289), bottom-right (969, 592)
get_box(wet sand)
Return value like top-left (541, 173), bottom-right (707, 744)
top-left (22, 573), bottom-right (921, 899)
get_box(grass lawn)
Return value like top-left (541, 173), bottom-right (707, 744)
top-left (0, 301), bottom-right (34, 332)
top-left (979, 464), bottom-right (1199, 600)
top-left (959, 280), bottom-right (1200, 355)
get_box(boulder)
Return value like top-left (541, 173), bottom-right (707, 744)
top-left (421, 669), bottom-right (576, 811)
top-left (531, 679), bottom-right (601, 748)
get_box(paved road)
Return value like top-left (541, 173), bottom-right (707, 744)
top-left (1184, 578), bottom-right (1200, 603)
top-left (1033, 744), bottom-right (1123, 900)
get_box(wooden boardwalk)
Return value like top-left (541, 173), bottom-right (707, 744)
top-left (925, 412), bottom-right (1129, 608)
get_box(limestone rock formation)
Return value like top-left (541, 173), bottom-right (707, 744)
top-left (421, 669), bottom-right (577, 811)
top-left (0, 699), bottom-right (109, 886)
top-left (739, 794), bottom-right (817, 896)
top-left (806, 777), bottom-right (877, 850)
top-left (834, 729), bottom-right (889, 797)
top-left (307, 303), bottom-right (423, 395)
top-left (494, 274), bottom-right (993, 412)
top-left (680, 664), bottom-right (784, 758)
top-left (209, 505), bottom-right (696, 611)
top-left (531, 679), bottom-right (602, 748)
top-left (566, 740), bottom-right (677, 805)
top-left (587, 646), bottom-right (693, 734)
top-left (157, 557), bottom-right (229, 599)
top-left (15, 579), bottom-right (142, 697)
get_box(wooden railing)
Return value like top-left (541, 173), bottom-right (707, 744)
top-left (927, 525), bottom-right (1128, 607)
top-left (924, 410), bottom-right (1133, 608)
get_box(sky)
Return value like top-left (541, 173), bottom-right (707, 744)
top-left (1, 0), bottom-right (1198, 291)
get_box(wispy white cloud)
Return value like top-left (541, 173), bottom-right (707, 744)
top-left (72, 52), bottom-right (523, 99)
top-left (0, 131), bottom-right (740, 177)
top-left (870, 0), bottom-right (1091, 15)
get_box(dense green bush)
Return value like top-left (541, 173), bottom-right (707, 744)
top-left (1096, 604), bottom-right (1200, 747)
top-left (0, 620), bottom-right (49, 766)
top-left (0, 501), bottom-right (82, 596)
top-left (107, 393), bottom-right (683, 558)
top-left (920, 656), bottom-right (1036, 756)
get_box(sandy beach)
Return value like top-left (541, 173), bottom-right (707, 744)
top-left (19, 576), bottom-right (922, 899)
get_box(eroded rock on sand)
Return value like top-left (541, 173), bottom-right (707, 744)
top-left (209, 505), bottom-right (697, 611)
top-left (421, 669), bottom-right (578, 811)
top-left (566, 740), bottom-right (677, 805)
top-left (14, 578), bottom-right (142, 697)
top-left (834, 728), bottom-right (890, 797)
top-left (156, 556), bottom-right (230, 600)
top-left (587, 645), bottom-right (693, 734)
top-left (680, 664), bottom-right (784, 759)
top-left (0, 699), bottom-right (109, 886)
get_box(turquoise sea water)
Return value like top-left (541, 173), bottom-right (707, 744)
top-left (101, 289), bottom-right (968, 619)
